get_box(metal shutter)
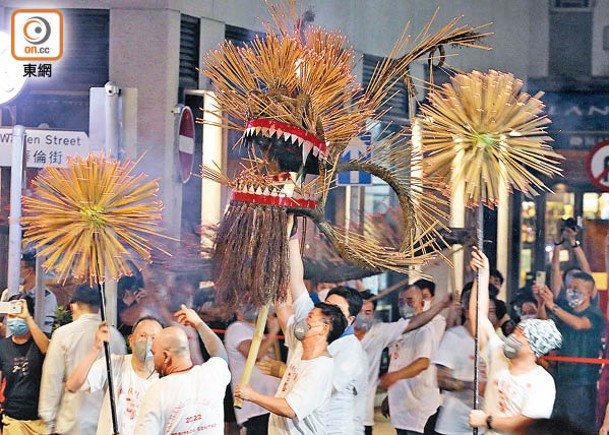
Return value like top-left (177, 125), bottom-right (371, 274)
top-left (180, 14), bottom-right (200, 90)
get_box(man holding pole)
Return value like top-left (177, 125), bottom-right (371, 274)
top-left (235, 235), bottom-right (348, 434)
top-left (467, 250), bottom-right (562, 434)
top-left (39, 285), bottom-right (126, 435)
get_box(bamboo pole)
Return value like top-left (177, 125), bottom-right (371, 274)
top-left (234, 302), bottom-right (271, 409)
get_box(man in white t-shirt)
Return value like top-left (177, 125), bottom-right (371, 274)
top-left (236, 234), bottom-right (348, 434)
top-left (66, 316), bottom-right (163, 435)
top-left (355, 290), bottom-right (451, 435)
top-left (379, 285), bottom-right (445, 435)
top-left (225, 305), bottom-right (280, 433)
top-left (468, 250), bottom-right (562, 434)
top-left (134, 306), bottom-right (230, 435)
top-left (433, 288), bottom-right (494, 435)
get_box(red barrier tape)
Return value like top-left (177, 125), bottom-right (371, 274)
top-left (541, 355), bottom-right (609, 365)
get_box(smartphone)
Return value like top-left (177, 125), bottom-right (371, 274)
top-left (535, 271), bottom-right (547, 288)
top-left (0, 302), bottom-right (22, 315)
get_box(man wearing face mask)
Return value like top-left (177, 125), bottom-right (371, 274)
top-left (66, 316), bottom-right (163, 435)
top-left (0, 296), bottom-right (49, 434)
top-left (235, 232), bottom-right (348, 434)
top-left (134, 305), bottom-right (229, 434)
top-left (355, 290), bottom-right (451, 435)
top-left (379, 284), bottom-right (446, 435)
top-left (468, 250), bottom-right (562, 434)
top-left (225, 305), bottom-right (280, 433)
top-left (536, 272), bottom-right (604, 433)
top-left (1, 252), bottom-right (58, 334)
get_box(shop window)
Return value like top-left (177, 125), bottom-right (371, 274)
top-left (583, 192), bottom-right (609, 220)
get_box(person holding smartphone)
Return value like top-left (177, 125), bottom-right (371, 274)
top-left (0, 295), bottom-right (49, 434)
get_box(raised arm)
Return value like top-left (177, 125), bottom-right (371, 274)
top-left (288, 232), bottom-right (307, 302)
top-left (550, 244), bottom-right (563, 297)
top-left (175, 305), bottom-right (228, 362)
top-left (66, 323), bottom-right (105, 393)
top-left (17, 299), bottom-right (49, 353)
top-left (539, 285), bottom-right (592, 330)
top-left (404, 293), bottom-right (452, 333)
top-left (565, 228), bottom-right (591, 274)
top-left (468, 249), bottom-right (495, 349)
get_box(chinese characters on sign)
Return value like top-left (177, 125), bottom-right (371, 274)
top-left (0, 128), bottom-right (89, 168)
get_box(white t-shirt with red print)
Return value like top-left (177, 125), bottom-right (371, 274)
top-left (134, 357), bottom-right (230, 435)
top-left (87, 354), bottom-right (159, 435)
top-left (268, 293), bottom-right (334, 434)
top-left (483, 334), bottom-right (555, 434)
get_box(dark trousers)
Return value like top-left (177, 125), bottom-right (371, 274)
top-left (554, 383), bottom-right (597, 434)
top-left (365, 426), bottom-right (373, 435)
top-left (243, 413), bottom-right (270, 434)
top-left (396, 430), bottom-right (423, 435)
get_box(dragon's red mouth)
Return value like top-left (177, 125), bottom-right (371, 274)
top-left (228, 118), bottom-right (324, 210)
top-left (244, 119), bottom-right (327, 160)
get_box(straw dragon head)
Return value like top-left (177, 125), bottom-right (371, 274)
top-left (200, 1), bottom-right (490, 305)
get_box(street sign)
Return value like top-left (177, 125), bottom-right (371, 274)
top-left (0, 127), bottom-right (89, 168)
top-left (337, 133), bottom-right (372, 186)
top-left (586, 140), bottom-right (609, 192)
top-left (175, 105), bottom-right (195, 183)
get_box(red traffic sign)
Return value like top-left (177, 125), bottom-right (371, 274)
top-left (175, 105), bottom-right (195, 183)
top-left (587, 140), bottom-right (609, 192)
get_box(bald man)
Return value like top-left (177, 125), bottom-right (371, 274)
top-left (134, 305), bottom-right (230, 435)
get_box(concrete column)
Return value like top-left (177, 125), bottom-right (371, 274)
top-left (109, 7), bottom-right (182, 237)
top-left (496, 176), bottom-right (509, 301)
top-left (450, 152), bottom-right (466, 294)
top-left (199, 17), bottom-right (226, 231)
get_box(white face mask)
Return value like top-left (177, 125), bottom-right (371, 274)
top-left (399, 305), bottom-right (417, 319)
top-left (422, 300), bottom-right (431, 312)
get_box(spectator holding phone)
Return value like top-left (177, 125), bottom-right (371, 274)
top-left (0, 295), bottom-right (49, 434)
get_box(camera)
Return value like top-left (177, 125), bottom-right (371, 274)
top-left (104, 81), bottom-right (121, 96)
top-left (560, 217), bottom-right (581, 232)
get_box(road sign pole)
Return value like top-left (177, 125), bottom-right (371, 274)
top-left (7, 125), bottom-right (25, 298)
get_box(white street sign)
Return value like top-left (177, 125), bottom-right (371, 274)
top-left (0, 128), bottom-right (90, 168)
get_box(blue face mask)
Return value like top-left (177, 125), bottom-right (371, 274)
top-left (133, 339), bottom-right (153, 362)
top-left (7, 319), bottom-right (29, 337)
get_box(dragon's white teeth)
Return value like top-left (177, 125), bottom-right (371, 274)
top-left (268, 128), bottom-right (277, 137)
top-left (289, 172), bottom-right (298, 183)
top-left (255, 187), bottom-right (263, 195)
top-left (281, 184), bottom-right (295, 197)
top-left (312, 146), bottom-right (320, 157)
top-left (296, 136), bottom-right (304, 146)
top-left (248, 185), bottom-right (255, 194)
top-left (302, 142), bottom-right (312, 164)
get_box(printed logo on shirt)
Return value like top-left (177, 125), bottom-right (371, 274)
top-left (281, 363), bottom-right (299, 393)
top-left (12, 356), bottom-right (29, 377)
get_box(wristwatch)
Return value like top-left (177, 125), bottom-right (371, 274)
top-left (486, 415), bottom-right (494, 430)
top-left (550, 304), bottom-right (559, 314)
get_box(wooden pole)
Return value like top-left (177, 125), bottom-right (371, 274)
top-left (234, 302), bottom-right (271, 409)
top-left (473, 192), bottom-right (483, 435)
